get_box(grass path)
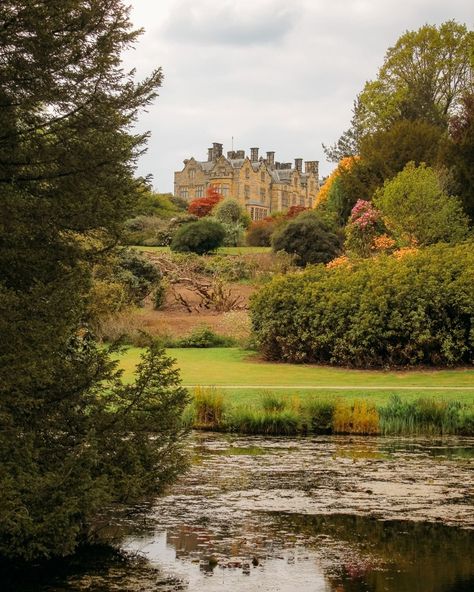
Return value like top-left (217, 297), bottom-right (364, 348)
top-left (117, 347), bottom-right (474, 406)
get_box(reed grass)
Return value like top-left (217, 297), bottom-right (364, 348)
top-left (185, 389), bottom-right (474, 436)
top-left (225, 406), bottom-right (300, 435)
top-left (378, 395), bottom-right (472, 435)
top-left (192, 387), bottom-right (225, 429)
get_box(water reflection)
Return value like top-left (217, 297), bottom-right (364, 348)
top-left (4, 434), bottom-right (474, 591)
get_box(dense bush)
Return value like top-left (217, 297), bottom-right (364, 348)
top-left (122, 215), bottom-right (171, 246)
top-left (170, 219), bottom-right (226, 255)
top-left (176, 326), bottom-right (235, 348)
top-left (271, 212), bottom-right (342, 266)
top-left (246, 219), bottom-right (277, 246)
top-left (115, 249), bottom-right (161, 304)
top-left (213, 198), bottom-right (250, 226)
top-left (251, 242), bottom-right (474, 367)
top-left (373, 162), bottom-right (470, 246)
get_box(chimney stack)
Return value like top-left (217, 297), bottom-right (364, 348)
top-left (227, 150), bottom-right (236, 159)
top-left (304, 161), bottom-right (319, 176)
top-left (235, 149), bottom-right (245, 159)
top-left (250, 147), bottom-right (259, 162)
top-left (212, 142), bottom-right (223, 160)
top-left (208, 148), bottom-right (213, 162)
top-left (266, 151), bottom-right (275, 167)
top-left (295, 158), bottom-right (303, 172)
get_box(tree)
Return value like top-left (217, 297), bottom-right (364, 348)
top-left (327, 21), bottom-right (473, 158)
top-left (212, 198), bottom-right (250, 246)
top-left (356, 21), bottom-right (473, 133)
top-left (213, 198), bottom-right (250, 226)
top-left (170, 219), bottom-right (226, 254)
top-left (358, 119), bottom-right (444, 181)
top-left (373, 162), bottom-right (469, 246)
top-left (0, 1), bottom-right (188, 562)
top-left (188, 186), bottom-right (222, 217)
top-left (271, 212), bottom-right (342, 267)
top-left (440, 93), bottom-right (474, 221)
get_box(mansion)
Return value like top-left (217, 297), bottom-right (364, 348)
top-left (174, 142), bottom-right (320, 220)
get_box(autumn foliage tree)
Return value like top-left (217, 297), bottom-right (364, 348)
top-left (188, 186), bottom-right (222, 217)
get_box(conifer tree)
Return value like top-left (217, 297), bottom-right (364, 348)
top-left (0, 1), bottom-right (188, 561)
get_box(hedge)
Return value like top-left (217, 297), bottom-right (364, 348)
top-left (250, 243), bottom-right (474, 367)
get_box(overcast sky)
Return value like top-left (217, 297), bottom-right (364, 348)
top-left (124, 0), bottom-right (473, 192)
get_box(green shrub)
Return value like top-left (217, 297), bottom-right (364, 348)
top-left (271, 211), bottom-right (342, 267)
top-left (204, 255), bottom-right (256, 281)
top-left (152, 281), bottom-right (167, 310)
top-left (115, 249), bottom-right (161, 304)
top-left (213, 198), bottom-right (250, 228)
top-left (303, 399), bottom-right (335, 434)
top-left (251, 242), bottom-right (474, 367)
top-left (373, 162), bottom-right (470, 246)
top-left (122, 216), bottom-right (173, 246)
top-left (246, 219), bottom-right (278, 246)
top-left (170, 219), bottom-right (225, 255)
top-left (176, 326), bottom-right (235, 348)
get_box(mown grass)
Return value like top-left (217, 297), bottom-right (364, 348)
top-left (117, 348), bottom-right (474, 407)
top-left (116, 347), bottom-right (474, 435)
top-left (132, 245), bottom-right (271, 255)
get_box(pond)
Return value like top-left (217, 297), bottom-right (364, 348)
top-left (7, 434), bottom-right (474, 591)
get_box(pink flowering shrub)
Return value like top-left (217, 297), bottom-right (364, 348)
top-left (345, 200), bottom-right (385, 257)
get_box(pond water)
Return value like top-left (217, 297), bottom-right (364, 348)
top-left (7, 434), bottom-right (474, 591)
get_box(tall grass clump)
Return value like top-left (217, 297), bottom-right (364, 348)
top-left (192, 387), bottom-right (225, 429)
top-left (378, 395), bottom-right (473, 435)
top-left (226, 406), bottom-right (300, 436)
top-left (302, 399), bottom-right (335, 434)
top-left (333, 400), bottom-right (380, 434)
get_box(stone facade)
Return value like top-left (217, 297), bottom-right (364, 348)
top-left (174, 142), bottom-right (319, 220)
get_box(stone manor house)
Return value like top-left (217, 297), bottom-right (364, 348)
top-left (174, 142), bottom-right (320, 220)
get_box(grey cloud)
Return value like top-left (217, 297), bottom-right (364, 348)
top-left (127, 0), bottom-right (474, 191)
top-left (161, 0), bottom-right (297, 46)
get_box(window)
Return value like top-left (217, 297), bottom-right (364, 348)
top-left (244, 185), bottom-right (250, 200)
top-left (299, 196), bottom-right (305, 206)
top-left (281, 191), bottom-right (288, 208)
top-left (294, 177), bottom-right (298, 186)
top-left (249, 206), bottom-right (268, 221)
top-left (260, 188), bottom-right (265, 201)
top-left (195, 185), bottom-right (204, 198)
top-left (179, 187), bottom-right (189, 199)
top-left (222, 185), bottom-right (229, 198)
top-left (261, 171), bottom-right (265, 182)
top-left (188, 169), bottom-right (195, 180)
top-left (245, 168), bottom-right (250, 179)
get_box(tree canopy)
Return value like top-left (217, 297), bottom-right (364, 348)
top-left (0, 0), bottom-right (188, 562)
top-left (373, 162), bottom-right (469, 246)
top-left (325, 21), bottom-right (473, 160)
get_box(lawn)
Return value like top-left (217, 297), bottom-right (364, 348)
top-left (132, 245), bottom-right (271, 255)
top-left (117, 347), bottom-right (474, 406)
